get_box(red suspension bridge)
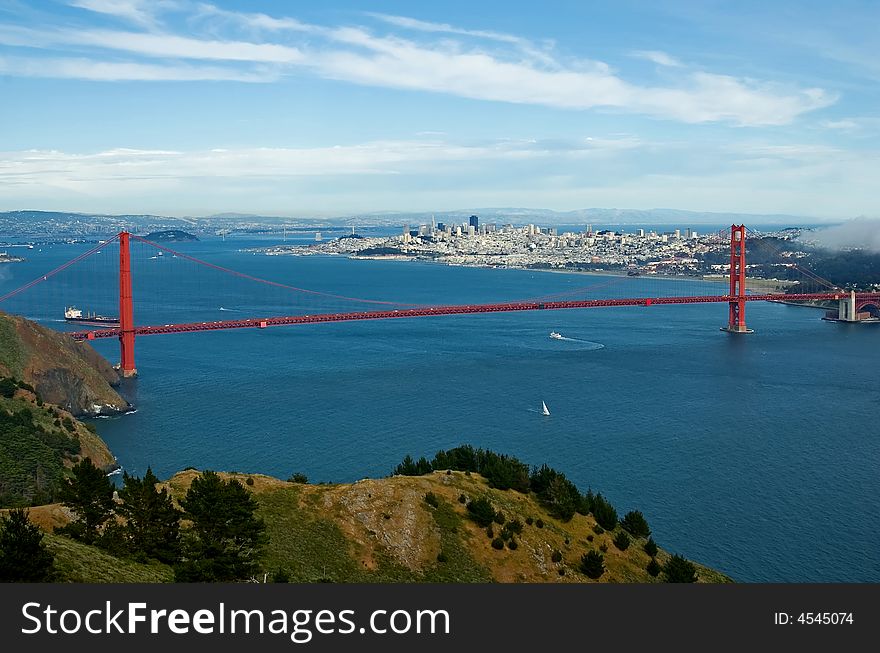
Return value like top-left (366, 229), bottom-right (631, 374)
top-left (1, 225), bottom-right (877, 377)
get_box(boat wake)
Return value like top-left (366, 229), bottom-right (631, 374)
top-left (549, 335), bottom-right (605, 350)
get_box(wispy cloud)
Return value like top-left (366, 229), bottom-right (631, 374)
top-left (68, 0), bottom-right (166, 29)
top-left (820, 119), bottom-right (859, 131)
top-left (0, 137), bottom-right (643, 187)
top-left (0, 55), bottom-right (276, 82)
top-left (631, 50), bottom-right (683, 67)
top-left (0, 4), bottom-right (836, 126)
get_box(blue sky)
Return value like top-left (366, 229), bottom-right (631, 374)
top-left (0, 0), bottom-right (877, 218)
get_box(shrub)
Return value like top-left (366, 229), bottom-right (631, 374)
top-left (0, 377), bottom-right (17, 399)
top-left (580, 550), bottom-right (605, 579)
top-left (507, 538), bottom-right (518, 550)
top-left (587, 534), bottom-right (594, 542)
top-left (493, 512), bottom-right (506, 525)
top-left (507, 518), bottom-right (523, 535)
top-left (599, 543), bottom-right (608, 553)
top-left (535, 519), bottom-right (544, 529)
top-left (620, 510), bottom-right (651, 538)
top-left (437, 552), bottom-right (448, 563)
top-left (593, 524), bottom-right (604, 535)
top-left (424, 492), bottom-right (439, 508)
top-left (36, 398), bottom-right (44, 407)
top-left (613, 531), bottom-right (631, 551)
top-left (663, 555), bottom-right (698, 583)
top-left (458, 493), bottom-right (467, 504)
top-left (466, 497), bottom-right (497, 527)
top-left (525, 517), bottom-right (533, 526)
top-left (61, 417), bottom-right (76, 433)
top-left (558, 568), bottom-right (565, 576)
top-left (643, 537), bottom-right (659, 557)
top-left (646, 558), bottom-right (661, 577)
top-left (245, 477), bottom-right (254, 486)
top-left (551, 550), bottom-right (563, 563)
top-left (486, 526), bottom-right (494, 539)
top-left (287, 472), bottom-right (309, 484)
top-left (272, 569), bottom-right (290, 583)
top-left (491, 537), bottom-right (505, 550)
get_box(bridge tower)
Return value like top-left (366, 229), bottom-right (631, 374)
top-left (722, 224), bottom-right (753, 333)
top-left (118, 231), bottom-right (137, 377)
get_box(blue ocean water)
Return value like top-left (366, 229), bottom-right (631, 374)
top-left (1, 235), bottom-right (878, 582)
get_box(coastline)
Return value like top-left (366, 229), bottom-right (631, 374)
top-left (276, 249), bottom-right (794, 289)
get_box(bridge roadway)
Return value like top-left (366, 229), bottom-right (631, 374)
top-left (69, 292), bottom-right (880, 341)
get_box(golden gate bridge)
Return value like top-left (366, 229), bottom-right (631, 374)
top-left (1, 225), bottom-right (877, 378)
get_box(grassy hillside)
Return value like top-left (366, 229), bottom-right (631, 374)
top-left (14, 467), bottom-right (730, 583)
top-left (45, 534), bottom-right (173, 583)
top-left (163, 469), bottom-right (731, 583)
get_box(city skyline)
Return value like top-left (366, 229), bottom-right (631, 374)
top-left (0, 1), bottom-right (878, 219)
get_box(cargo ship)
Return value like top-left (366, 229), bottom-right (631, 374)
top-left (64, 306), bottom-right (120, 327)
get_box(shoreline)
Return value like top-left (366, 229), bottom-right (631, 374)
top-left (265, 248), bottom-right (794, 289)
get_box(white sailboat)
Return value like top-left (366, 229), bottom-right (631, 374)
top-left (541, 400), bottom-right (550, 416)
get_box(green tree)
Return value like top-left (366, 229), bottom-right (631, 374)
top-left (0, 377), bottom-right (17, 398)
top-left (663, 554), bottom-right (698, 583)
top-left (57, 458), bottom-right (115, 544)
top-left (0, 509), bottom-right (55, 582)
top-left (580, 550), bottom-right (605, 579)
top-left (175, 471), bottom-right (267, 581)
top-left (466, 497), bottom-right (497, 527)
top-left (643, 537), bottom-right (659, 557)
top-left (620, 510), bottom-right (651, 538)
top-left (646, 557), bottom-right (661, 577)
top-left (591, 493), bottom-right (618, 531)
top-left (117, 468), bottom-right (181, 563)
top-left (613, 530), bottom-right (631, 551)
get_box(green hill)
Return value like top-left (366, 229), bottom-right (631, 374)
top-left (0, 311), bottom-right (129, 416)
top-left (0, 312), bottom-right (122, 506)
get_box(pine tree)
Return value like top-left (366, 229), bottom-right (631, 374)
top-left (57, 458), bottom-right (115, 544)
top-left (175, 471), bottom-right (267, 581)
top-left (620, 510), bottom-right (651, 538)
top-left (663, 554), bottom-right (698, 583)
top-left (580, 550), bottom-right (605, 579)
top-left (117, 468), bottom-right (181, 563)
top-left (0, 509), bottom-right (55, 582)
top-left (613, 530), bottom-right (631, 551)
top-left (591, 493), bottom-right (618, 531)
top-left (646, 557), bottom-right (661, 577)
top-left (643, 537), bottom-right (659, 557)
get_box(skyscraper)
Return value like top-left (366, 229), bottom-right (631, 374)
top-left (468, 215), bottom-right (479, 229)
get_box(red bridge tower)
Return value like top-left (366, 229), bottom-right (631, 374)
top-left (722, 224), bottom-right (753, 334)
top-left (118, 231), bottom-right (137, 376)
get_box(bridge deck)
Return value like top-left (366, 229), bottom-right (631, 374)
top-left (69, 292), bottom-right (879, 340)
